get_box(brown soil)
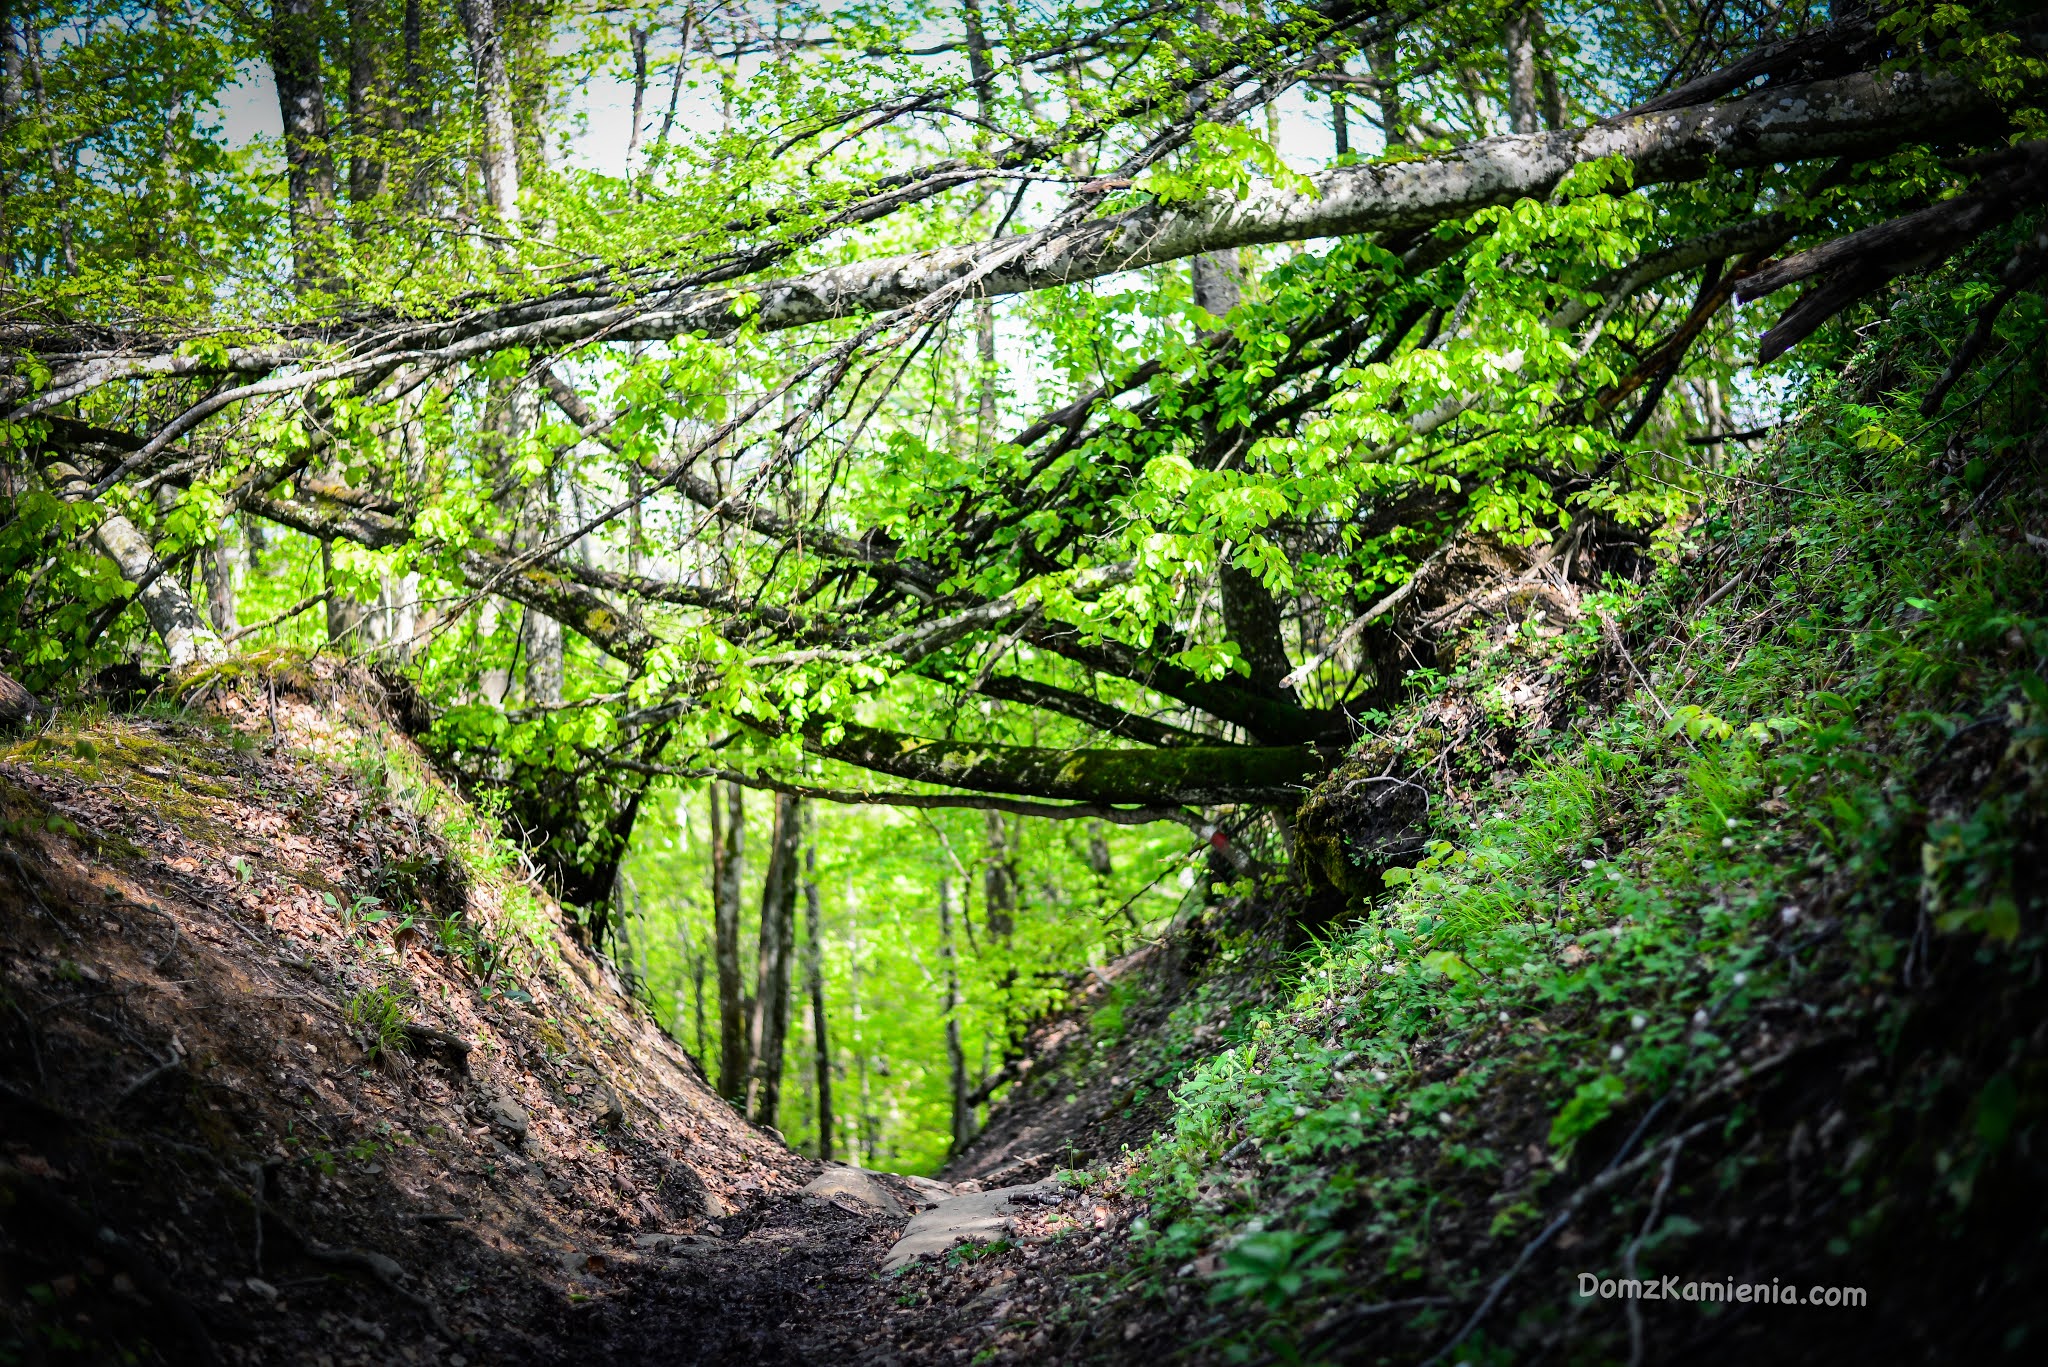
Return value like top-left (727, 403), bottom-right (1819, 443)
top-left (0, 663), bottom-right (1181, 1367)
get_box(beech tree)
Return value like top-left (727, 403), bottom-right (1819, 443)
top-left (3, 0), bottom-right (2044, 940)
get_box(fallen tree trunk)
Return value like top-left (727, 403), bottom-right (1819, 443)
top-left (429, 68), bottom-right (1993, 347)
top-left (800, 722), bottom-right (1330, 807)
top-left (6, 67), bottom-right (1993, 427)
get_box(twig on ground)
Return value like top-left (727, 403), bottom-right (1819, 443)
top-left (1422, 1117), bottom-right (1720, 1366)
top-left (114, 1042), bottom-right (186, 1106)
top-left (1622, 1135), bottom-right (1687, 1367)
top-left (263, 1206), bottom-right (452, 1335)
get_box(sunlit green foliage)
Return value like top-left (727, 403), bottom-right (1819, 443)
top-left (618, 788), bottom-right (1201, 1170)
top-left (1117, 257), bottom-right (2048, 1351)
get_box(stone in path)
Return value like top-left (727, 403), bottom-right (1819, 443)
top-left (880, 1182), bottom-right (1063, 1273)
top-left (802, 1164), bottom-right (909, 1218)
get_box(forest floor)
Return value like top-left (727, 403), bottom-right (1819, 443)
top-left (0, 657), bottom-right (1172, 1366)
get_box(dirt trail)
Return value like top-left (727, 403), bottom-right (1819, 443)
top-left (0, 667), bottom-right (1148, 1366)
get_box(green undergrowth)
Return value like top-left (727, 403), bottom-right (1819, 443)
top-left (1109, 292), bottom-right (2048, 1358)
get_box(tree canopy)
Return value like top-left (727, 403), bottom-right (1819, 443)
top-left (4, 0), bottom-right (2044, 945)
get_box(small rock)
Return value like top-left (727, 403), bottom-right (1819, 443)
top-left (802, 1165), bottom-right (908, 1218)
top-left (485, 1090), bottom-right (529, 1139)
top-left (245, 1278), bottom-right (279, 1302)
top-left (896, 1173), bottom-right (958, 1207)
top-left (880, 1182), bottom-right (1062, 1272)
top-left (632, 1232), bottom-right (726, 1256)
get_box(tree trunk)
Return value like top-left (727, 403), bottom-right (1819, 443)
top-left (1087, 820), bottom-right (1113, 882)
top-left (691, 950), bottom-right (708, 1058)
top-left (711, 782), bottom-right (748, 1103)
top-left (487, 371), bottom-right (561, 704)
top-left (746, 792), bottom-right (804, 1128)
top-left (1191, 247), bottom-right (1240, 320)
top-left (269, 0), bottom-right (337, 291)
top-left (401, 0), bottom-right (428, 134)
top-left (938, 875), bottom-right (973, 1154)
top-left (803, 720), bottom-right (1324, 807)
top-left (594, 70), bottom-right (1972, 345)
top-left (803, 838), bottom-right (832, 1162)
top-left (521, 602), bottom-right (563, 704)
top-left (452, 0), bottom-right (521, 222)
top-left (1218, 559), bottom-right (1294, 699)
top-left (322, 540), bottom-right (362, 648)
top-left (982, 809), bottom-right (1015, 939)
top-left (43, 461), bottom-right (226, 672)
top-left (1191, 219), bottom-right (1295, 705)
top-left (1538, 22), bottom-right (1566, 130)
top-left (626, 24), bottom-right (648, 176)
top-left (1365, 40), bottom-right (1403, 144)
top-left (346, 0), bottom-right (388, 207)
top-left (1504, 7), bottom-right (1541, 135)
top-left (848, 907), bottom-right (872, 1165)
top-left (202, 526), bottom-right (237, 636)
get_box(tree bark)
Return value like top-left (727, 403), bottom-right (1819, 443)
top-left (802, 720), bottom-right (1325, 807)
top-left (322, 540), bottom-right (362, 648)
top-left (1087, 820), bottom-right (1113, 881)
top-left (1367, 40), bottom-right (1402, 143)
top-left (43, 461), bottom-right (226, 672)
top-left (452, 0), bottom-right (521, 222)
top-left (401, 0), bottom-right (427, 134)
top-left (1219, 559), bottom-right (1294, 699)
top-left (346, 0), bottom-right (389, 206)
top-left (202, 526), bottom-right (237, 636)
top-left (691, 950), bottom-right (708, 1059)
top-left (625, 24), bottom-right (649, 178)
top-left (711, 781), bottom-right (748, 1103)
top-left (803, 837), bottom-right (832, 1161)
top-left (982, 809), bottom-right (1015, 939)
top-left (268, 0), bottom-right (337, 291)
top-left (938, 875), bottom-right (972, 1154)
top-left (521, 602), bottom-right (563, 704)
top-left (746, 792), bottom-right (804, 1128)
top-left (1504, 7), bottom-right (1540, 135)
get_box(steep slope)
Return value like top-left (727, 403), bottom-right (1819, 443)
top-left (0, 659), bottom-right (940, 1365)
top-left (893, 291), bottom-right (2048, 1365)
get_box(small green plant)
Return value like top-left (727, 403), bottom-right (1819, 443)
top-left (1210, 1229), bottom-right (1345, 1310)
top-left (945, 1238), bottom-right (1012, 1267)
top-left (343, 984), bottom-right (410, 1063)
top-left (1548, 1073), bottom-right (1627, 1152)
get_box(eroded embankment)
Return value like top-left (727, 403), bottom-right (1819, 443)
top-left (0, 659), bottom-right (1242, 1367)
top-left (0, 662), bottom-right (902, 1365)
top-left (902, 367), bottom-right (2048, 1365)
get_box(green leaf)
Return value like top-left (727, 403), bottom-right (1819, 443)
top-left (1550, 1074), bottom-right (1627, 1149)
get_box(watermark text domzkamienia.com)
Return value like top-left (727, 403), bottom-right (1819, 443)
top-left (1577, 1273), bottom-right (1867, 1308)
